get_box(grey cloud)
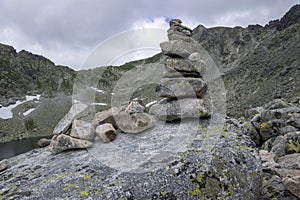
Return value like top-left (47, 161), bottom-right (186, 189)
top-left (0, 0), bottom-right (298, 69)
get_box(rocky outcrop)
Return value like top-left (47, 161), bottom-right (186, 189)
top-left (0, 119), bottom-right (262, 199)
top-left (240, 98), bottom-right (300, 199)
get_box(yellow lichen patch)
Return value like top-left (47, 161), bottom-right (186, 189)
top-left (287, 139), bottom-right (300, 153)
top-left (80, 190), bottom-right (89, 197)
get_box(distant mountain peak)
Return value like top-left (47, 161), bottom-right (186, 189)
top-left (267, 4), bottom-right (300, 30)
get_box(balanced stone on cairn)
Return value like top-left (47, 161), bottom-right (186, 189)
top-left (149, 19), bottom-right (211, 121)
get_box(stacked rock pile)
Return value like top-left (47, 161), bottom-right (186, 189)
top-left (150, 19), bottom-right (211, 121)
top-left (49, 99), bottom-right (155, 153)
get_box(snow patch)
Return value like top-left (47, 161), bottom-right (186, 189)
top-left (23, 108), bottom-right (35, 116)
top-left (90, 87), bottom-right (105, 94)
top-left (0, 95), bottom-right (41, 119)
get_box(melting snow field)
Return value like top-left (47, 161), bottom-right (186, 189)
top-left (0, 95), bottom-right (41, 119)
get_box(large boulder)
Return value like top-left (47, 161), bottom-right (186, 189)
top-left (53, 102), bottom-right (88, 135)
top-left (48, 134), bottom-right (93, 154)
top-left (156, 77), bottom-right (207, 99)
top-left (150, 98), bottom-right (211, 121)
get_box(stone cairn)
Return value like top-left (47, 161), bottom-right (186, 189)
top-left (47, 19), bottom-right (211, 153)
top-left (149, 19), bottom-right (211, 121)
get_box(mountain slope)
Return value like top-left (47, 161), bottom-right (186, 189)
top-left (192, 4), bottom-right (300, 117)
top-left (0, 44), bottom-right (76, 106)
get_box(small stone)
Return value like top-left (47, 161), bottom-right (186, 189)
top-left (125, 99), bottom-right (145, 114)
top-left (0, 159), bottom-right (9, 172)
top-left (70, 120), bottom-right (95, 142)
top-left (49, 134), bottom-right (93, 154)
top-left (156, 77), bottom-right (207, 98)
top-left (92, 107), bottom-right (121, 128)
top-left (115, 112), bottom-right (155, 134)
top-left (53, 102), bottom-right (88, 135)
top-left (37, 138), bottom-right (51, 148)
top-left (149, 98), bottom-right (211, 121)
top-left (95, 123), bottom-right (116, 143)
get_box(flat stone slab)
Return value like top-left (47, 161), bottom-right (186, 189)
top-left (160, 40), bottom-right (199, 58)
top-left (149, 98), bottom-right (211, 121)
top-left (156, 77), bottom-right (207, 98)
top-left (165, 58), bottom-right (205, 76)
top-left (53, 102), bottom-right (88, 135)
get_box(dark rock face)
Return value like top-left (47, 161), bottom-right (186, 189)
top-left (0, 120), bottom-right (262, 199)
top-left (0, 44), bottom-right (76, 104)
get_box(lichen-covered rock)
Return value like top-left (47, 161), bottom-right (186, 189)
top-left (0, 120), bottom-right (262, 199)
top-left (70, 120), bottom-right (95, 142)
top-left (150, 98), bottom-right (210, 121)
top-left (0, 159), bottom-right (9, 172)
top-left (282, 171), bottom-right (300, 199)
top-left (48, 134), bottom-right (93, 153)
top-left (53, 102), bottom-right (88, 135)
top-left (156, 77), bottom-right (207, 99)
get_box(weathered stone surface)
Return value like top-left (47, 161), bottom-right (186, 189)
top-left (259, 150), bottom-right (280, 173)
top-left (264, 99), bottom-right (291, 110)
top-left (271, 135), bottom-right (287, 157)
top-left (0, 159), bottom-right (9, 172)
top-left (49, 134), bottom-right (93, 154)
top-left (160, 40), bottom-right (199, 58)
top-left (125, 99), bottom-right (145, 114)
top-left (262, 172), bottom-right (299, 200)
top-left (70, 120), bottom-right (95, 142)
top-left (53, 102), bottom-right (88, 135)
top-left (277, 153), bottom-right (300, 169)
top-left (92, 107), bottom-right (121, 128)
top-left (282, 171), bottom-right (300, 199)
top-left (241, 121), bottom-right (261, 146)
top-left (165, 58), bottom-right (205, 75)
top-left (95, 123), bottom-right (116, 143)
top-left (156, 77), bottom-right (207, 99)
top-left (0, 120), bottom-right (262, 199)
top-left (37, 138), bottom-right (51, 148)
top-left (167, 19), bottom-right (192, 40)
top-left (115, 112), bottom-right (155, 134)
top-left (149, 98), bottom-right (210, 121)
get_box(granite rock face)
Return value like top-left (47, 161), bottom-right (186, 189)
top-left (0, 120), bottom-right (262, 199)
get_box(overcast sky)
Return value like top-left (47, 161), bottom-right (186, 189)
top-left (0, 0), bottom-right (298, 70)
